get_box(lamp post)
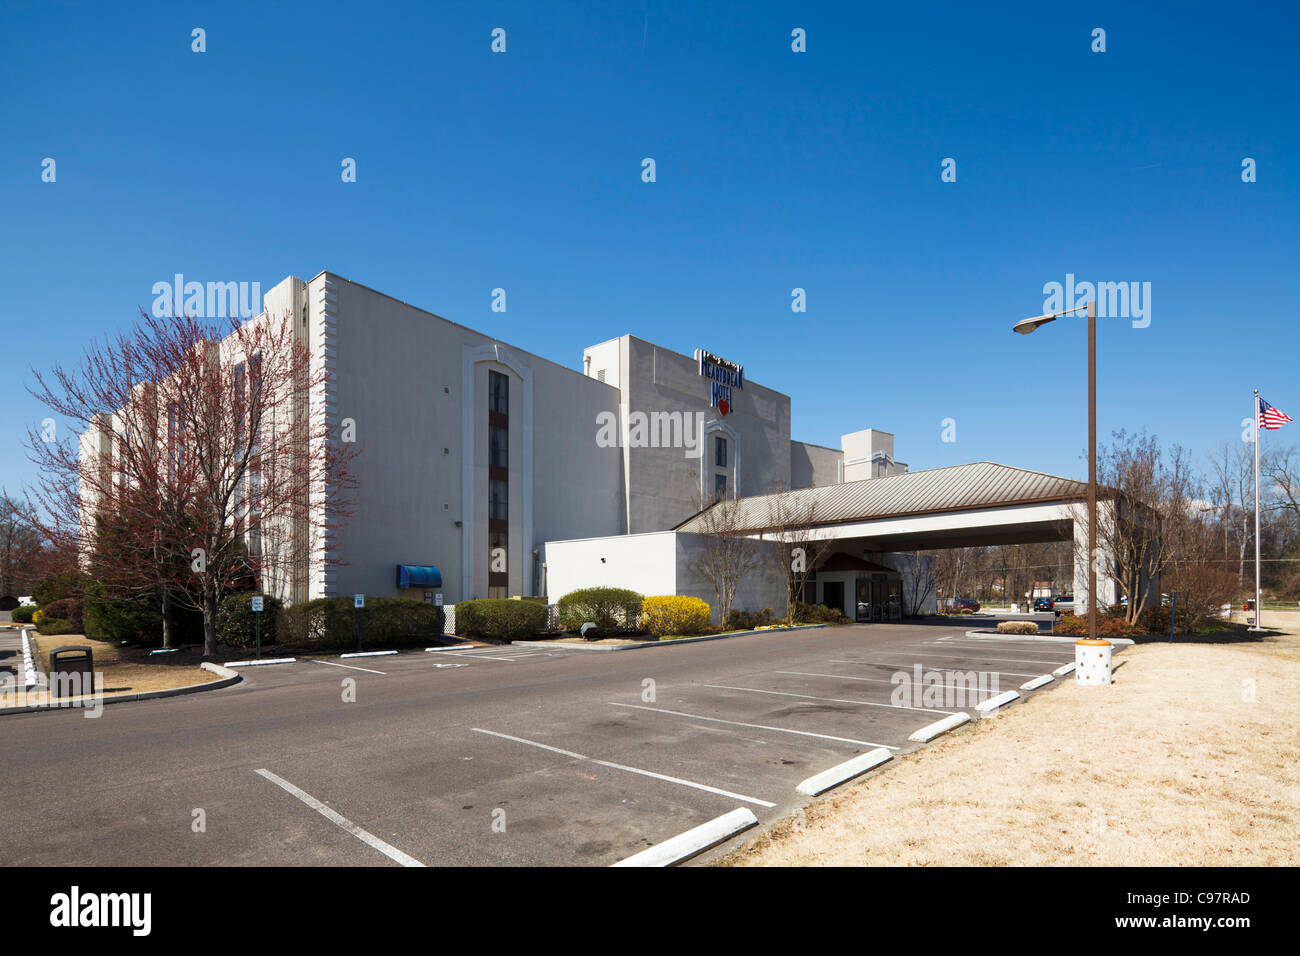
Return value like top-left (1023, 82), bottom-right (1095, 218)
top-left (1013, 300), bottom-right (1099, 644)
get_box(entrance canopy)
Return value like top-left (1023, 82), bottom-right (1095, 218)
top-left (675, 461), bottom-right (1090, 550)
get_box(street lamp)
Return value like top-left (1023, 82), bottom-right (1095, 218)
top-left (1013, 300), bottom-right (1099, 643)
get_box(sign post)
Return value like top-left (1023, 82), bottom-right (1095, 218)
top-left (251, 595), bottom-right (264, 659)
top-left (354, 593), bottom-right (365, 653)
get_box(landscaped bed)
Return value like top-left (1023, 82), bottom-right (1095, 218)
top-left (11, 633), bottom-right (223, 707)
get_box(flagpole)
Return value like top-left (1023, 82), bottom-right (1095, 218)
top-left (1253, 388), bottom-right (1262, 631)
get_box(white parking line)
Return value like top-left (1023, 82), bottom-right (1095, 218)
top-left (607, 701), bottom-right (899, 749)
top-left (254, 769), bottom-right (425, 867)
top-left (472, 728), bottom-right (776, 808)
top-left (309, 659), bottom-right (387, 675)
top-left (827, 660), bottom-right (1042, 679)
top-left (912, 640), bottom-right (1070, 657)
top-left (702, 683), bottom-right (957, 715)
top-left (777, 670), bottom-right (1002, 697)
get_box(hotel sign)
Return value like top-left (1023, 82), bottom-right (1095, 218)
top-left (695, 349), bottom-right (743, 416)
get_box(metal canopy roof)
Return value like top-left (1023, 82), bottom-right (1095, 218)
top-left (674, 462), bottom-right (1090, 535)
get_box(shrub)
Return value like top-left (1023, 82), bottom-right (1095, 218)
top-left (32, 571), bottom-right (84, 607)
top-left (725, 607), bottom-right (775, 630)
top-left (556, 587), bottom-right (644, 637)
top-left (997, 620), bottom-right (1039, 635)
top-left (276, 597), bottom-right (444, 648)
top-left (643, 596), bottom-right (712, 636)
top-left (32, 608), bottom-right (44, 625)
top-left (792, 602), bottom-right (849, 625)
top-left (215, 593), bottom-right (283, 648)
top-left (36, 618), bottom-right (78, 636)
top-left (11, 605), bottom-right (35, 624)
top-left (454, 599), bottom-right (547, 640)
top-left (41, 598), bottom-right (84, 631)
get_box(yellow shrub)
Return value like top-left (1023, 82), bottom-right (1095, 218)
top-left (641, 595), bottom-right (711, 637)
top-left (32, 608), bottom-right (44, 625)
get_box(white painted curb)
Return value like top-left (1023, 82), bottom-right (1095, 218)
top-left (796, 748), bottom-right (893, 796)
top-left (611, 808), bottom-right (758, 867)
top-left (340, 650), bottom-right (398, 659)
top-left (1019, 674), bottom-right (1054, 691)
top-left (224, 657), bottom-right (296, 667)
top-left (964, 629), bottom-right (1134, 646)
top-left (20, 627), bottom-right (40, 689)
top-left (908, 712), bottom-right (970, 743)
top-left (974, 690), bottom-right (1020, 713)
top-left (424, 645), bottom-right (475, 653)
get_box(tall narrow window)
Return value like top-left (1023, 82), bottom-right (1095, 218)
top-left (489, 370), bottom-right (509, 415)
top-left (489, 424), bottom-right (508, 468)
top-left (715, 435), bottom-right (727, 468)
top-left (714, 473), bottom-right (727, 500)
top-left (489, 478), bottom-right (508, 522)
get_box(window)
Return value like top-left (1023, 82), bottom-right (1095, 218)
top-left (489, 370), bottom-right (509, 415)
top-left (714, 473), bottom-right (727, 500)
top-left (715, 435), bottom-right (727, 468)
top-left (489, 424), bottom-right (508, 468)
top-left (489, 478), bottom-right (508, 521)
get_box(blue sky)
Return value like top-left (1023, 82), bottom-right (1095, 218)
top-left (2, 0), bottom-right (1297, 497)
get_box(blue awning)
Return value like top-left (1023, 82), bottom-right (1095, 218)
top-left (396, 565), bottom-right (442, 589)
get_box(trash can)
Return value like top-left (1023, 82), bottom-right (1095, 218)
top-left (49, 646), bottom-right (94, 698)
top-left (1074, 638), bottom-right (1112, 685)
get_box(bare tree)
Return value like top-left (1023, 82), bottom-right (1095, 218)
top-left (690, 494), bottom-right (762, 625)
top-left (762, 485), bottom-right (822, 625)
top-left (0, 493), bottom-right (40, 599)
top-left (1208, 440), bottom-right (1254, 586)
top-left (26, 310), bottom-right (356, 656)
top-left (898, 551), bottom-right (936, 617)
top-left (1071, 431), bottom-right (1199, 625)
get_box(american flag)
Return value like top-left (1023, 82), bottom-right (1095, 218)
top-left (1259, 397), bottom-right (1293, 430)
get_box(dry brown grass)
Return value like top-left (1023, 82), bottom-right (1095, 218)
top-left (7, 633), bottom-right (221, 706)
top-left (721, 614), bottom-right (1300, 866)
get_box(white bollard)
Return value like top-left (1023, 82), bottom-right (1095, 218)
top-left (1074, 639), bottom-right (1112, 685)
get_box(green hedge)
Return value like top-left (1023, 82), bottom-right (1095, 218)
top-left (11, 605), bottom-right (35, 624)
top-left (83, 586), bottom-right (205, 647)
top-left (216, 592), bottom-right (284, 648)
top-left (35, 618), bottom-right (78, 636)
top-left (556, 587), bottom-right (644, 637)
top-left (454, 599), bottom-right (547, 640)
top-left (277, 596), bottom-right (444, 649)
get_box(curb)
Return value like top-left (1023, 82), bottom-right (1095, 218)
top-left (20, 627), bottom-right (40, 689)
top-left (974, 690), bottom-right (1020, 713)
top-left (908, 712), bottom-right (970, 743)
top-left (224, 657), bottom-right (297, 667)
top-left (0, 661), bottom-right (242, 716)
top-left (611, 808), bottom-right (759, 867)
top-left (795, 748), bottom-right (893, 796)
top-left (511, 624), bottom-right (827, 654)
top-left (1052, 661), bottom-right (1077, 676)
top-left (340, 650), bottom-right (398, 659)
top-left (1019, 674), bottom-right (1055, 691)
top-left (964, 629), bottom-right (1134, 646)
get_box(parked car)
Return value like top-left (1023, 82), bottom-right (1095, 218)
top-left (1033, 597), bottom-right (1054, 612)
top-left (951, 598), bottom-right (981, 612)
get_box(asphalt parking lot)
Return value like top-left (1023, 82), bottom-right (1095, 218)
top-left (0, 623), bottom-right (1111, 866)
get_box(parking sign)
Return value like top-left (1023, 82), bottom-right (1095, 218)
top-left (354, 594), bottom-right (365, 609)
top-left (250, 596), bottom-right (263, 612)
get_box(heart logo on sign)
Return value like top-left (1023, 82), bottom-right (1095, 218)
top-left (717, 398), bottom-right (730, 416)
